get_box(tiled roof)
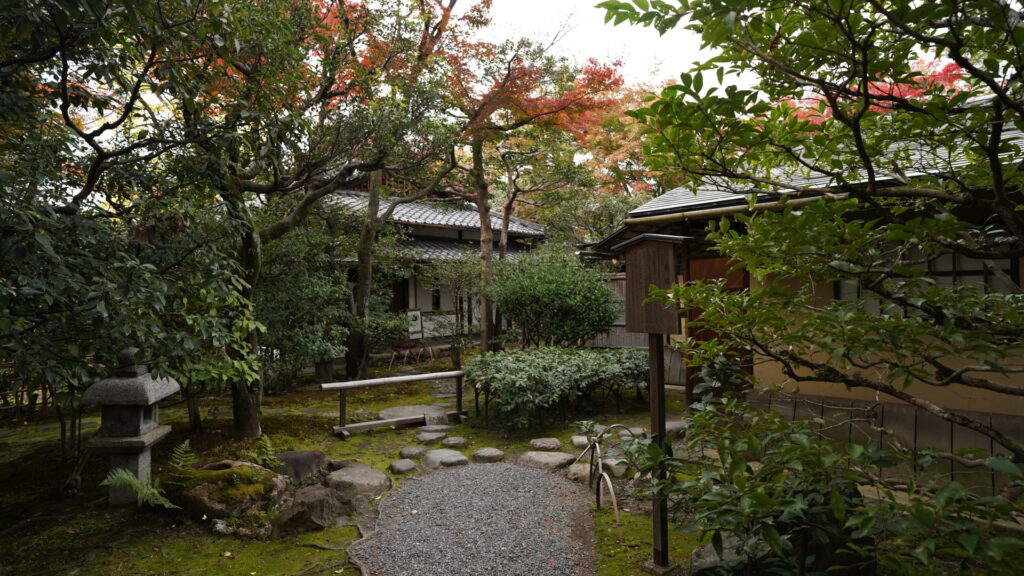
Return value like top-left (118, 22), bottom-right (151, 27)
top-left (392, 239), bottom-right (532, 261)
top-left (329, 192), bottom-right (546, 238)
top-left (629, 127), bottom-right (1024, 218)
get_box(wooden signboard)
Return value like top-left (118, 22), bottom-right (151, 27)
top-left (616, 235), bottom-right (685, 335)
top-left (610, 234), bottom-right (688, 573)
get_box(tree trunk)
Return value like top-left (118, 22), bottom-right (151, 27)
top-left (346, 171), bottom-right (382, 380)
top-left (231, 381), bottom-right (261, 439)
top-left (225, 190), bottom-right (263, 440)
top-left (186, 385), bottom-right (203, 433)
top-left (472, 140), bottom-right (497, 354)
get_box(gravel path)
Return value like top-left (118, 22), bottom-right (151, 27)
top-left (348, 463), bottom-right (595, 576)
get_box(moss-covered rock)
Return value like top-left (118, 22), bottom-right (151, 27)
top-left (175, 460), bottom-right (287, 520)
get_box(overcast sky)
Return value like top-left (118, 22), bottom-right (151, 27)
top-left (483, 0), bottom-right (709, 85)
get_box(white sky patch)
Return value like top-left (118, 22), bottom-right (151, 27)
top-left (484, 0), bottom-right (710, 86)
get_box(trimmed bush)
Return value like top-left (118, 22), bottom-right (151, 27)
top-left (489, 247), bottom-right (619, 347)
top-left (464, 347), bottom-right (648, 431)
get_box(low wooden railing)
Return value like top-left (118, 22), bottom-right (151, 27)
top-left (320, 370), bottom-right (465, 438)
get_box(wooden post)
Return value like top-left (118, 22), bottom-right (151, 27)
top-left (609, 234), bottom-right (688, 575)
top-left (455, 374), bottom-right (464, 418)
top-left (649, 333), bottom-right (669, 567)
top-left (338, 390), bottom-right (347, 427)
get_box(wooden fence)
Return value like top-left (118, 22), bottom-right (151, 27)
top-left (749, 392), bottom-right (1024, 496)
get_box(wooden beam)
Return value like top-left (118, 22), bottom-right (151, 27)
top-left (320, 370), bottom-right (465, 391)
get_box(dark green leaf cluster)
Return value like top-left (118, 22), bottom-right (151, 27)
top-left (489, 247), bottom-right (619, 347)
top-left (620, 383), bottom-right (1024, 574)
top-left (463, 347), bottom-right (648, 431)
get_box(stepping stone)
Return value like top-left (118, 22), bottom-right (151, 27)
top-left (518, 451), bottom-right (576, 471)
top-left (379, 404), bottom-right (447, 422)
top-left (667, 420), bottom-right (688, 438)
top-left (617, 426), bottom-right (646, 439)
top-left (472, 447), bottom-right (505, 463)
top-left (418, 424), bottom-right (454, 433)
top-left (592, 424), bottom-right (608, 435)
top-left (400, 445), bottom-right (430, 459)
top-left (571, 435), bottom-right (590, 449)
top-left (566, 463), bottom-right (591, 484)
top-left (529, 437), bottom-right (562, 451)
top-left (602, 458), bottom-right (628, 477)
top-left (417, 431), bottom-right (447, 443)
top-left (389, 459), bottom-right (417, 474)
top-left (441, 436), bottom-right (469, 449)
top-left (325, 463), bottom-right (390, 510)
top-left (422, 449), bottom-right (469, 470)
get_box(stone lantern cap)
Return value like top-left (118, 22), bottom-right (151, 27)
top-left (81, 348), bottom-right (180, 406)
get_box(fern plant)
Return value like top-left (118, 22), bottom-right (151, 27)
top-left (100, 468), bottom-right (179, 509)
top-left (165, 440), bottom-right (197, 490)
top-left (242, 435), bottom-right (282, 470)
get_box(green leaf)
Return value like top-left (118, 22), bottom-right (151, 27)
top-left (985, 458), bottom-right (1023, 478)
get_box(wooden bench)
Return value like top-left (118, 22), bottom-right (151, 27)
top-left (320, 370), bottom-right (466, 439)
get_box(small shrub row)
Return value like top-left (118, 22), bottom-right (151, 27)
top-left (463, 347), bottom-right (648, 431)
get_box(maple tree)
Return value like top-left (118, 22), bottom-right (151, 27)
top-left (431, 27), bottom-right (624, 350)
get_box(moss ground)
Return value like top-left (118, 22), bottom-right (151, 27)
top-left (0, 363), bottom-right (698, 576)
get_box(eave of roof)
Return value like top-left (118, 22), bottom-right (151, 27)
top-left (328, 191), bottom-right (546, 238)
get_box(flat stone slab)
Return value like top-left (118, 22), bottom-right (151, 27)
top-left (422, 449), bottom-right (469, 470)
top-left (617, 426), bottom-right (646, 438)
top-left (389, 459), bottom-right (417, 474)
top-left (326, 463), bottom-right (390, 507)
top-left (518, 451), bottom-right (576, 471)
top-left (529, 437), bottom-right (562, 451)
top-left (441, 436), bottom-right (469, 448)
top-left (566, 463), bottom-right (591, 484)
top-left (571, 435), bottom-right (589, 449)
top-left (417, 431), bottom-right (447, 443)
top-left (379, 404), bottom-right (447, 422)
top-left (418, 424), bottom-right (454, 433)
top-left (667, 420), bottom-right (688, 438)
top-left (602, 458), bottom-right (628, 478)
top-left (472, 447), bottom-right (505, 463)
top-left (399, 445), bottom-right (430, 459)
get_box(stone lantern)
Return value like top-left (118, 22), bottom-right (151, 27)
top-left (82, 347), bottom-right (180, 506)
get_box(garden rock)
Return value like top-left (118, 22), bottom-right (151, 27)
top-left (271, 485), bottom-right (347, 537)
top-left (571, 435), bottom-right (589, 449)
top-left (275, 450), bottom-right (327, 481)
top-left (666, 420), bottom-right (688, 438)
top-left (399, 445), bottom-right (430, 459)
top-left (529, 437), bottom-right (562, 451)
top-left (690, 533), bottom-right (746, 575)
top-left (379, 404), bottom-right (447, 424)
top-left (417, 431), bottom-right (447, 443)
top-left (328, 459), bottom-right (355, 471)
top-left (418, 424), bottom-right (453, 433)
top-left (518, 451), bottom-right (575, 470)
top-left (472, 447), bottom-right (505, 463)
top-left (441, 436), bottom-right (469, 449)
top-left (602, 458), bottom-right (628, 478)
top-left (177, 461), bottom-right (287, 520)
top-left (617, 426), bottom-right (646, 438)
top-left (326, 463), bottom-right (391, 511)
top-left (422, 449), bottom-right (469, 470)
top-left (566, 463), bottom-right (591, 484)
top-left (389, 459), bottom-right (417, 474)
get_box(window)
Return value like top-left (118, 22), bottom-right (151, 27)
top-left (431, 288), bottom-right (442, 311)
top-left (836, 253), bottom-right (1018, 313)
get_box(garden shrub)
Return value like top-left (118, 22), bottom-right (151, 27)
top-left (463, 347), bottom-right (647, 431)
top-left (619, 363), bottom-right (1024, 575)
top-left (489, 247), bottom-right (619, 347)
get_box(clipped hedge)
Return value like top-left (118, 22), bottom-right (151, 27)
top-left (463, 347), bottom-right (648, 431)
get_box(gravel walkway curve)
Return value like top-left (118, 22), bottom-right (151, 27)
top-left (348, 463), bottom-right (594, 576)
